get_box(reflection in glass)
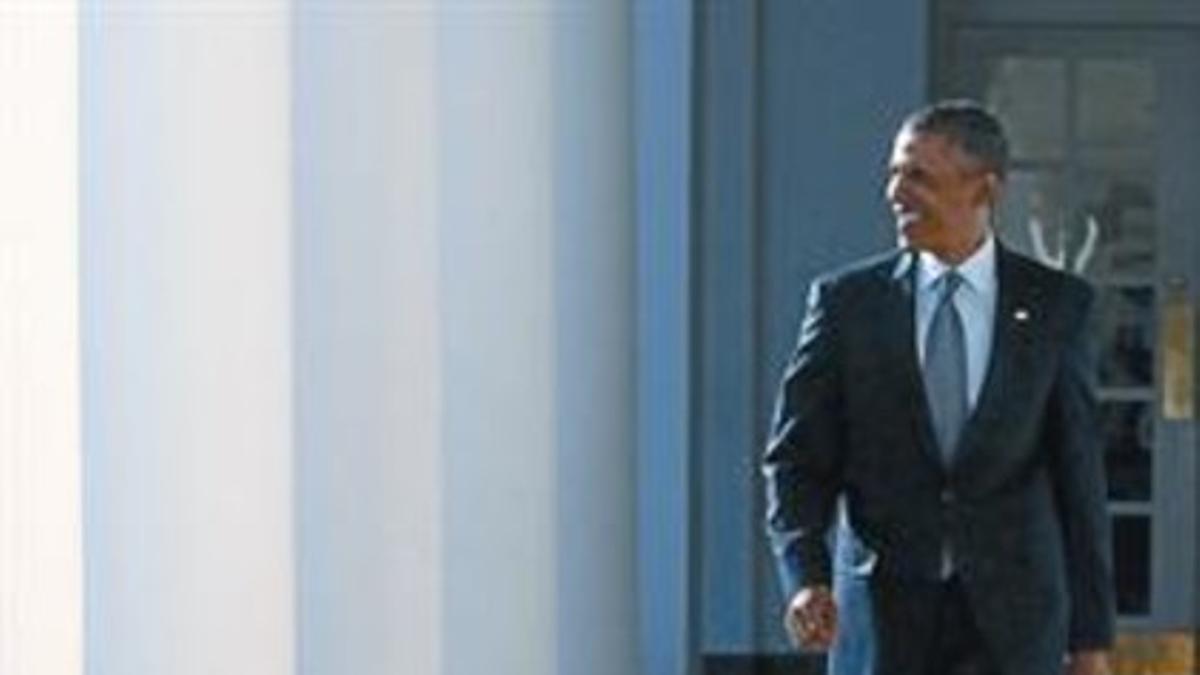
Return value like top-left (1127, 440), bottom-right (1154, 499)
top-left (998, 171), bottom-right (1155, 280)
top-left (1077, 172), bottom-right (1156, 280)
top-left (985, 57), bottom-right (1067, 161)
top-left (1097, 287), bottom-right (1155, 388)
top-left (1079, 145), bottom-right (1154, 175)
top-left (1078, 59), bottom-right (1156, 148)
top-left (1101, 401), bottom-right (1152, 502)
top-left (995, 170), bottom-right (1068, 265)
top-left (1113, 515), bottom-right (1151, 616)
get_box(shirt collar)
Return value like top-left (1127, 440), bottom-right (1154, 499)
top-left (917, 234), bottom-right (996, 294)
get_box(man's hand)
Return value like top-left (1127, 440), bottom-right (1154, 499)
top-left (1064, 650), bottom-right (1111, 675)
top-left (784, 585), bottom-right (838, 652)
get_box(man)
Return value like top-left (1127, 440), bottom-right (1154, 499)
top-left (763, 100), bottom-right (1115, 675)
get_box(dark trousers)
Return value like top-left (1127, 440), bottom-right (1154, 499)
top-left (868, 574), bottom-right (1001, 675)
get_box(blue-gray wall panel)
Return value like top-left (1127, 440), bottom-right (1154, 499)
top-left (696, 0), bottom-right (762, 652)
top-left (693, 0), bottom-right (930, 656)
top-left (634, 2), bottom-right (694, 674)
top-left (755, 0), bottom-right (929, 648)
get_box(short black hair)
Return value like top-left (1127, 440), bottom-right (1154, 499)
top-left (900, 99), bottom-right (1010, 180)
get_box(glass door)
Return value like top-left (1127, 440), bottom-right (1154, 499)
top-left (942, 30), bottom-right (1200, 634)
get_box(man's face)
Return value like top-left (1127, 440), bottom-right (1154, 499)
top-left (885, 128), bottom-right (995, 257)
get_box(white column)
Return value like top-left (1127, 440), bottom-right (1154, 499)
top-left (0, 4), bottom-right (83, 674)
top-left (293, 3), bottom-right (637, 674)
top-left (80, 4), bottom-right (295, 674)
top-left (440, 3), bottom-right (636, 674)
top-left (292, 3), bottom-right (442, 674)
top-left (438, 4), bottom-right (558, 673)
top-left (550, 4), bottom-right (637, 675)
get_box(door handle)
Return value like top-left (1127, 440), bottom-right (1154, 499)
top-left (1162, 279), bottom-right (1195, 421)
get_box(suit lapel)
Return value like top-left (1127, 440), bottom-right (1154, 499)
top-left (951, 244), bottom-right (1040, 472)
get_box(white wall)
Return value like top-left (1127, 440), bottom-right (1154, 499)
top-left (81, 3), bottom-right (296, 673)
top-left (0, 3), bottom-right (83, 673)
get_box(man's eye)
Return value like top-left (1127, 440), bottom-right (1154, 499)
top-left (888, 166), bottom-right (925, 182)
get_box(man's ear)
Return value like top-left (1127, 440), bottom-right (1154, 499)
top-left (981, 173), bottom-right (1002, 207)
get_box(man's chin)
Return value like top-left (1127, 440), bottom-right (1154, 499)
top-left (896, 214), bottom-right (927, 232)
top-left (896, 219), bottom-right (926, 247)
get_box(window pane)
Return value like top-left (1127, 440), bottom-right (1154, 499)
top-left (1097, 287), bottom-right (1156, 388)
top-left (995, 169), bottom-right (1068, 266)
top-left (1075, 171), bottom-right (1156, 281)
top-left (1101, 401), bottom-right (1153, 502)
top-left (985, 57), bottom-right (1067, 161)
top-left (1113, 515), bottom-right (1151, 615)
top-left (1078, 59), bottom-right (1156, 148)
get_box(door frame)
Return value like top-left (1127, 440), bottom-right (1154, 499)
top-left (934, 14), bottom-right (1200, 632)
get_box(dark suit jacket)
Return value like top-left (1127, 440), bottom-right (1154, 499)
top-left (764, 243), bottom-right (1116, 673)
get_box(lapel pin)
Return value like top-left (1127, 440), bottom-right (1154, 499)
top-left (1013, 308), bottom-right (1030, 322)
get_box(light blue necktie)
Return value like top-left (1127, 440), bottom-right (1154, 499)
top-left (923, 271), bottom-right (967, 465)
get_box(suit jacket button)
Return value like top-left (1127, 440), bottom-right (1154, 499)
top-left (941, 489), bottom-right (956, 505)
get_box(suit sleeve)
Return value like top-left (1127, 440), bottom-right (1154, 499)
top-left (1047, 283), bottom-right (1117, 651)
top-left (763, 277), bottom-right (846, 595)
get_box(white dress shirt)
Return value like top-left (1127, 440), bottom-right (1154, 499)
top-left (915, 235), bottom-right (998, 412)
